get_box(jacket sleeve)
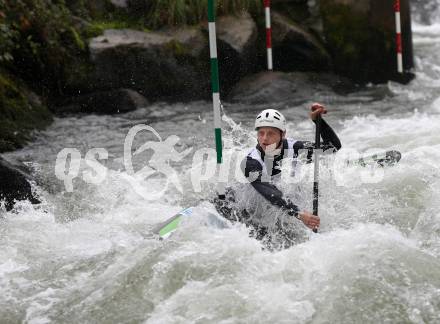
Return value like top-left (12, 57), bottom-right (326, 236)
top-left (241, 157), bottom-right (300, 218)
top-left (314, 118), bottom-right (342, 151)
top-left (293, 118), bottom-right (342, 162)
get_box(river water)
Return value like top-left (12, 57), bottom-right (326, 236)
top-left (1, 2), bottom-right (440, 323)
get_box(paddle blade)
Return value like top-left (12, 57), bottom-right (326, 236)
top-left (346, 150), bottom-right (402, 167)
top-left (154, 207), bottom-right (193, 239)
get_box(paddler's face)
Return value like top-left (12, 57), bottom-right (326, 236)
top-left (257, 127), bottom-right (285, 151)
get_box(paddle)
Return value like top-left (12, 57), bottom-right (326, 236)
top-left (345, 150), bottom-right (401, 167)
top-left (312, 114), bottom-right (321, 233)
top-left (155, 0), bottom-right (225, 240)
top-left (154, 207), bottom-right (193, 239)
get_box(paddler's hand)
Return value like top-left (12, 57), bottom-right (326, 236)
top-left (310, 103), bottom-right (327, 121)
top-left (299, 211), bottom-right (320, 231)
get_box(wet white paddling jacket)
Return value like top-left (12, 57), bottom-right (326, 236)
top-left (241, 118), bottom-right (342, 218)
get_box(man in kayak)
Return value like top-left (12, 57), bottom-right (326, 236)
top-left (241, 103), bottom-right (342, 232)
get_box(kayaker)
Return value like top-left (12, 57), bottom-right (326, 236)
top-left (241, 103), bottom-right (342, 232)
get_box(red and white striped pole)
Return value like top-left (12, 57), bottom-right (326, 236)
top-left (394, 0), bottom-right (403, 73)
top-left (264, 0), bottom-right (273, 70)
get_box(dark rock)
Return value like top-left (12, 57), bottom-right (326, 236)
top-left (272, 0), bottom-right (312, 24)
top-left (271, 12), bottom-right (331, 71)
top-left (0, 157), bottom-right (40, 211)
top-left (320, 0), bottom-right (414, 83)
top-left (87, 0), bottom-right (114, 15)
top-left (57, 88), bottom-right (149, 115)
top-left (216, 12), bottom-right (259, 94)
top-left (88, 28), bottom-right (210, 101)
top-left (228, 71), bottom-right (353, 104)
top-left (216, 12), bottom-right (258, 57)
top-left (110, 0), bottom-right (128, 8)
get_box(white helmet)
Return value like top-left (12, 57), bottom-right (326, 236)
top-left (254, 109), bottom-right (286, 132)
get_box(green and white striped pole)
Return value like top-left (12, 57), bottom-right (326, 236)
top-left (208, 0), bottom-right (225, 199)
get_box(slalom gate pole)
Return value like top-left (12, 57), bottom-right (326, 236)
top-left (264, 0), bottom-right (273, 70)
top-left (208, 0), bottom-right (225, 199)
top-left (394, 0), bottom-right (403, 73)
top-left (312, 115), bottom-right (321, 233)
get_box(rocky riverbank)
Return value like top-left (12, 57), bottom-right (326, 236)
top-left (0, 0), bottom-right (414, 151)
top-left (0, 0), bottom-right (414, 208)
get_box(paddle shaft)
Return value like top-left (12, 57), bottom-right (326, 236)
top-left (312, 115), bottom-right (321, 233)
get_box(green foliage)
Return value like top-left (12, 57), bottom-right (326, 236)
top-left (83, 23), bottom-right (105, 38)
top-left (64, 0), bottom-right (117, 20)
top-left (69, 26), bottom-right (85, 51)
top-left (127, 0), bottom-right (261, 29)
top-left (0, 22), bottom-right (18, 62)
top-left (0, 71), bottom-right (52, 152)
top-left (85, 16), bottom-right (150, 38)
top-left (0, 0), bottom-right (88, 97)
top-left (165, 39), bottom-right (188, 56)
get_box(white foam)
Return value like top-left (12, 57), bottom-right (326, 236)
top-left (3, 19), bottom-right (440, 320)
top-left (413, 22), bottom-right (440, 35)
top-left (431, 96), bottom-right (440, 113)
